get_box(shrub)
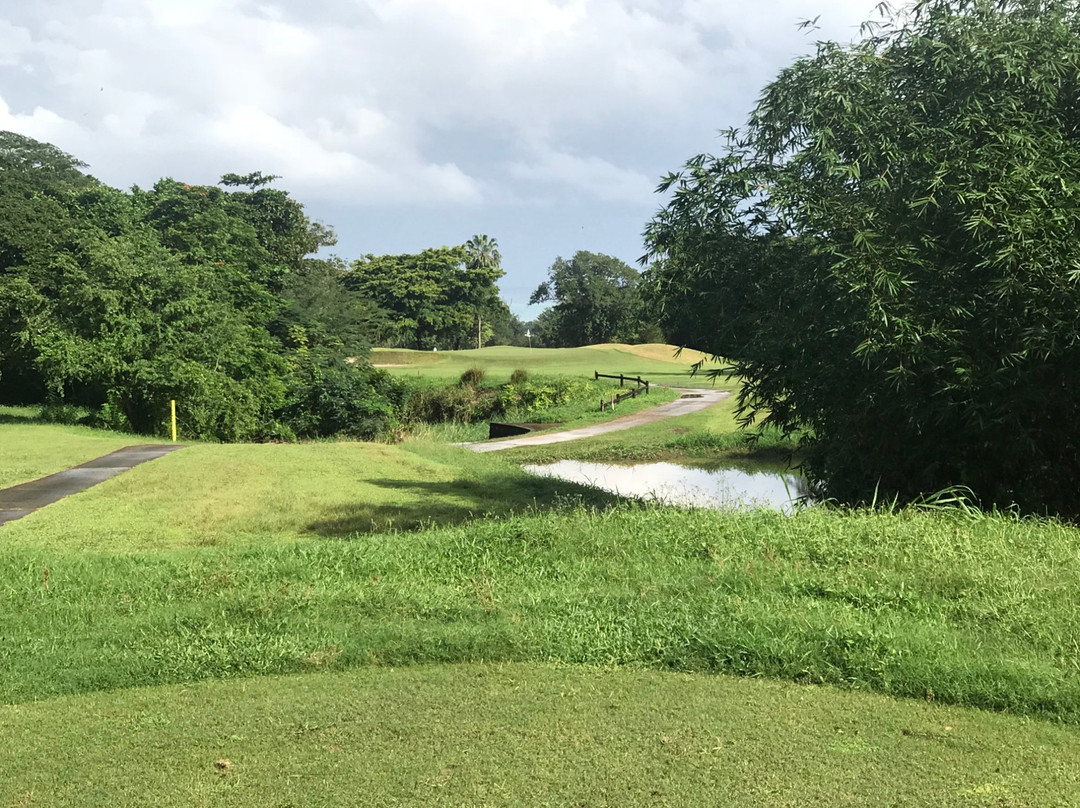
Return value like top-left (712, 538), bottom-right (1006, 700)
top-left (404, 384), bottom-right (503, 425)
top-left (459, 367), bottom-right (485, 388)
top-left (279, 360), bottom-right (403, 440)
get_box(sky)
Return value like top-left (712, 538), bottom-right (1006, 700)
top-left (0, 0), bottom-right (878, 317)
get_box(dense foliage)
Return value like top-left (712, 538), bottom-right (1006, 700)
top-left (346, 245), bottom-right (507, 350)
top-left (644, 0), bottom-right (1080, 515)
top-left (0, 132), bottom-right (398, 441)
top-left (529, 251), bottom-right (661, 347)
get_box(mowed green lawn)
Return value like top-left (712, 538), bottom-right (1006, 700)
top-left (2, 422), bottom-right (1079, 805)
top-left (374, 343), bottom-right (730, 389)
top-left (3, 663), bottom-right (1077, 808)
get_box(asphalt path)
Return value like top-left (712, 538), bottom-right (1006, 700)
top-left (0, 444), bottom-right (185, 526)
top-left (466, 388), bottom-right (731, 453)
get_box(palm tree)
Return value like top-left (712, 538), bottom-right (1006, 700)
top-left (464, 235), bottom-right (501, 349)
top-left (465, 234), bottom-right (501, 270)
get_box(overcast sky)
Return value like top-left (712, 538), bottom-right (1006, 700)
top-left (1, 0), bottom-right (878, 316)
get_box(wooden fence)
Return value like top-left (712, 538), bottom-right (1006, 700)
top-left (594, 371), bottom-right (650, 411)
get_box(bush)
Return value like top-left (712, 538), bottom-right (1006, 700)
top-left (279, 360), bottom-right (403, 440)
top-left (644, 0), bottom-right (1080, 516)
top-left (404, 383), bottom-right (504, 425)
top-left (509, 368), bottom-right (529, 385)
top-left (458, 367), bottom-right (485, 388)
top-left (38, 402), bottom-right (90, 426)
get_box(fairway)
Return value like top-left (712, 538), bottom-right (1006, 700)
top-left (374, 343), bottom-right (728, 388)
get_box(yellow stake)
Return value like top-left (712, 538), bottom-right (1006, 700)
top-left (170, 399), bottom-right (177, 442)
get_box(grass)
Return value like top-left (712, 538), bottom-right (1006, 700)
top-left (507, 391), bottom-right (798, 467)
top-left (2, 662), bottom-right (1077, 807)
top-left (3, 402), bottom-right (1078, 803)
top-left (375, 343), bottom-right (727, 389)
top-left (3, 442), bottom-right (1079, 723)
top-left (0, 437), bottom-right (613, 552)
top-left (0, 406), bottom-right (168, 488)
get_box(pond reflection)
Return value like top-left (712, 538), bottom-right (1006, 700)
top-left (523, 460), bottom-right (809, 513)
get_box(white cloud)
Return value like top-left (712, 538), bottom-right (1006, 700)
top-left (0, 0), bottom-right (878, 287)
top-left (509, 149), bottom-right (653, 203)
top-left (0, 20), bottom-right (33, 66)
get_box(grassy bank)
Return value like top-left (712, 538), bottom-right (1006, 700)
top-left (3, 662), bottom-right (1077, 807)
top-left (4, 490), bottom-right (1079, 722)
top-left (506, 391), bottom-right (798, 467)
top-left (406, 374), bottom-right (681, 444)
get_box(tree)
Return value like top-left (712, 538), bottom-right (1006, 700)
top-left (272, 256), bottom-right (387, 360)
top-left (530, 251), bottom-right (657, 347)
top-left (345, 245), bottom-right (505, 350)
top-left (464, 234), bottom-right (502, 348)
top-left (465, 234), bottom-right (501, 269)
top-left (0, 133), bottom-right (401, 441)
top-left (643, 0), bottom-right (1080, 515)
top-left (0, 131), bottom-right (97, 191)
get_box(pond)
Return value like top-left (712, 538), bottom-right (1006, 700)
top-left (522, 460), bottom-right (810, 513)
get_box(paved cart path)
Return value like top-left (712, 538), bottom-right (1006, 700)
top-left (0, 444), bottom-right (185, 526)
top-left (466, 388), bottom-right (731, 453)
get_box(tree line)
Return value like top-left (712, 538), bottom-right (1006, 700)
top-left (0, 132), bottom-right (661, 441)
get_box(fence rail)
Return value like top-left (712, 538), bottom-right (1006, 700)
top-left (594, 371), bottom-right (650, 411)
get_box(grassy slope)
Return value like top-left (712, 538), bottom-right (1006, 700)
top-left (0, 408), bottom-right (165, 489)
top-left (2, 433), bottom-right (1079, 723)
top-left (0, 438), bottom-right (612, 552)
top-left (2, 663), bottom-right (1077, 808)
top-left (375, 343), bottom-right (728, 389)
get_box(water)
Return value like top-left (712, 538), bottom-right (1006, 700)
top-left (523, 460), bottom-right (809, 513)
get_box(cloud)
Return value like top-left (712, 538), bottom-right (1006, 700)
top-left (0, 0), bottom-right (877, 293)
top-left (508, 149), bottom-right (654, 204)
top-left (0, 0), bottom-right (876, 201)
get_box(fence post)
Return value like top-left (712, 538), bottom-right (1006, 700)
top-left (594, 370), bottom-right (599, 380)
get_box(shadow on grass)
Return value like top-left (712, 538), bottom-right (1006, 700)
top-left (0, 412), bottom-right (42, 425)
top-left (306, 473), bottom-right (617, 538)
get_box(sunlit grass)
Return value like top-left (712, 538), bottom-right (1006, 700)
top-left (4, 490), bottom-right (1079, 724)
top-left (0, 438), bottom-right (612, 552)
top-left (375, 344), bottom-right (728, 388)
top-left (2, 662), bottom-right (1076, 807)
top-left (0, 407), bottom-right (168, 488)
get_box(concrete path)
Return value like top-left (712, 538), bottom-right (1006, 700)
top-left (0, 444), bottom-right (185, 527)
top-left (466, 388), bottom-right (731, 453)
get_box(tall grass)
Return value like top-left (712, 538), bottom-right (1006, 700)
top-left (3, 503), bottom-right (1078, 723)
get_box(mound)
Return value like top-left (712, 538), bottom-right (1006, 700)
top-left (371, 349), bottom-right (445, 367)
top-left (586, 343), bottom-right (715, 365)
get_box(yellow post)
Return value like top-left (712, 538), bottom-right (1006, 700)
top-left (170, 399), bottom-right (177, 443)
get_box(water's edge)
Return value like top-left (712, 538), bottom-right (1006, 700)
top-left (523, 460), bottom-right (808, 513)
